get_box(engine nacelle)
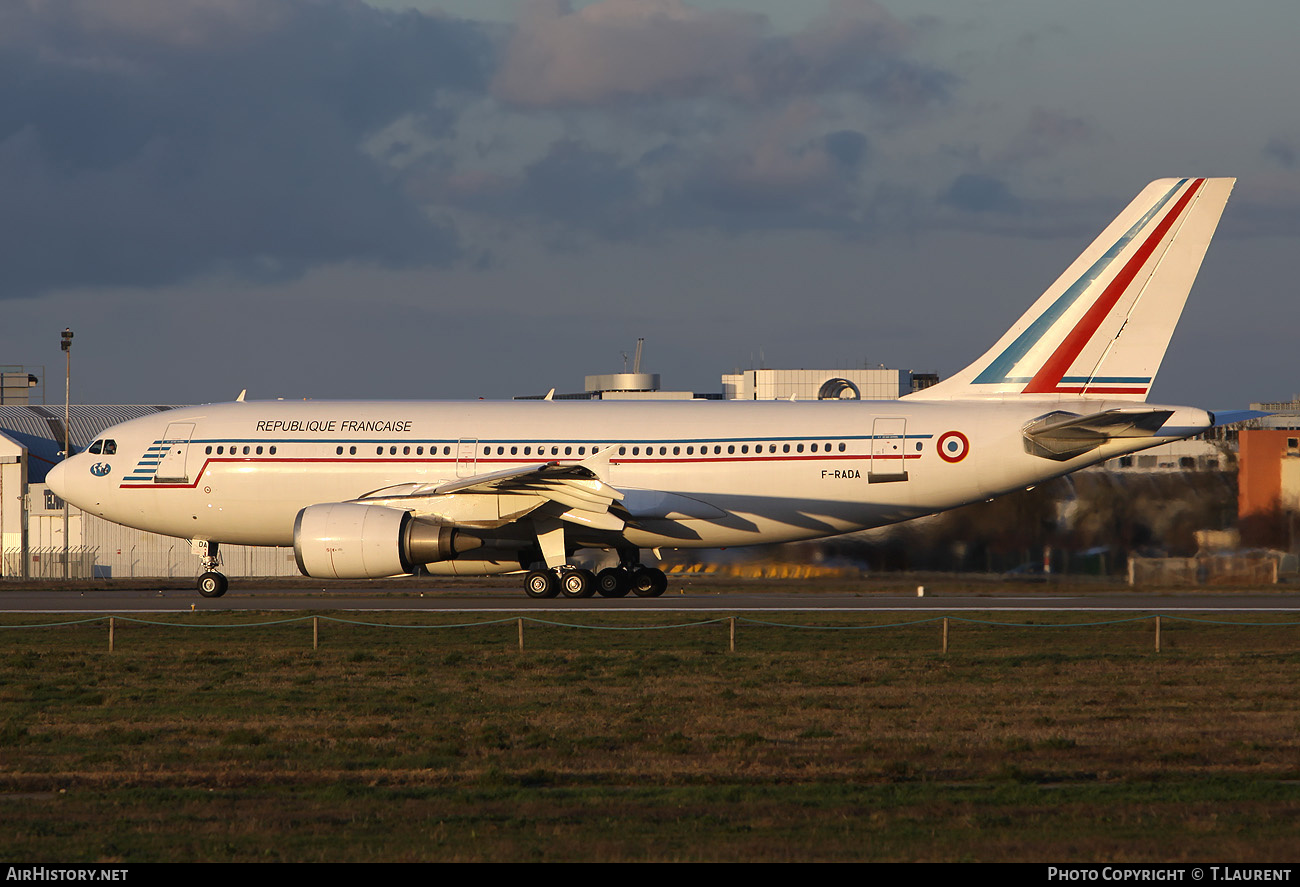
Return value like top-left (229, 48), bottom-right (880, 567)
top-left (293, 503), bottom-right (482, 579)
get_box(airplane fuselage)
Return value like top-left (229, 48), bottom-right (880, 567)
top-left (51, 397), bottom-right (1211, 553)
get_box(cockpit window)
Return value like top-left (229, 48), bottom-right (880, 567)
top-left (102, 439), bottom-right (117, 455)
top-left (88, 440), bottom-right (103, 454)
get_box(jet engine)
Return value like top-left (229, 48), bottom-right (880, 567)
top-left (293, 503), bottom-right (482, 579)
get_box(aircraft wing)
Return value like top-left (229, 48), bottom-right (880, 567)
top-left (355, 458), bottom-right (627, 532)
top-left (1023, 407), bottom-right (1175, 461)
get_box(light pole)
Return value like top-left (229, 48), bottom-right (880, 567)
top-left (61, 328), bottom-right (72, 580)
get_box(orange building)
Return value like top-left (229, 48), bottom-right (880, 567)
top-left (1237, 429), bottom-right (1300, 547)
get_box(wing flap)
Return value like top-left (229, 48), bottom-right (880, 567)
top-left (354, 458), bottom-right (626, 531)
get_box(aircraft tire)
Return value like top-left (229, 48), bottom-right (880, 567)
top-left (631, 567), bottom-right (667, 598)
top-left (197, 571), bottom-right (228, 598)
top-left (560, 569), bottom-right (596, 599)
top-left (524, 570), bottom-right (559, 599)
top-left (596, 568), bottom-right (631, 598)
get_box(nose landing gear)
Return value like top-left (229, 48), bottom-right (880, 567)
top-left (193, 540), bottom-right (228, 598)
top-left (198, 571), bottom-right (228, 598)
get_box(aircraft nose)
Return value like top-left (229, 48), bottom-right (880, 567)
top-left (47, 459), bottom-right (68, 500)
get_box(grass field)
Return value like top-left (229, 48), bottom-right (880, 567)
top-left (2, 608), bottom-right (1300, 862)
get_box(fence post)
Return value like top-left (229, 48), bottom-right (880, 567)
top-left (518, 617), bottom-right (524, 652)
top-left (313, 616), bottom-right (319, 651)
top-left (1155, 615), bottom-right (1161, 653)
top-left (729, 617), bottom-right (735, 653)
top-left (942, 617), bottom-right (948, 654)
top-left (108, 616), bottom-right (114, 653)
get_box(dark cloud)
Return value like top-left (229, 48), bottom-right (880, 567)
top-left (437, 124), bottom-right (876, 240)
top-left (821, 130), bottom-right (870, 171)
top-left (658, 127), bottom-right (874, 231)
top-left (519, 139), bottom-right (644, 237)
top-left (1002, 108), bottom-right (1094, 164)
top-left (940, 174), bottom-right (1022, 215)
top-left (1264, 136), bottom-right (1297, 169)
top-left (0, 0), bottom-right (494, 297)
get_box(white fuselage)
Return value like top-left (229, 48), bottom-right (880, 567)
top-left (49, 397), bottom-right (1211, 554)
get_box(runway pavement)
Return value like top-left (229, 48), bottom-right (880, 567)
top-left (4, 583), bottom-right (1300, 613)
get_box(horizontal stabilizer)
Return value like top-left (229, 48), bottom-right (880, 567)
top-left (1023, 408), bottom-right (1174, 461)
top-left (1211, 410), bottom-right (1272, 426)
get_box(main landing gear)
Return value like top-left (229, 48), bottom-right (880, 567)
top-left (194, 540), bottom-right (229, 598)
top-left (523, 565), bottom-right (668, 599)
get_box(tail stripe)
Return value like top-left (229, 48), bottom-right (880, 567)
top-left (1022, 178), bottom-right (1205, 394)
top-left (972, 179), bottom-right (1189, 387)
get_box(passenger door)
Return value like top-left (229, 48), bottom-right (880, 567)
top-left (154, 422), bottom-right (195, 484)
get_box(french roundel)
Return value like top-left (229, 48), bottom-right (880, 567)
top-left (937, 431), bottom-right (969, 463)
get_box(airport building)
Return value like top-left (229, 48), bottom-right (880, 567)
top-left (519, 366), bottom-right (936, 401)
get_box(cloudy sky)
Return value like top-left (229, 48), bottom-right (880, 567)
top-left (2, 0), bottom-right (1296, 409)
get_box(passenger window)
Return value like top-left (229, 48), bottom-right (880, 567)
top-left (243, 446), bottom-right (250, 455)
top-left (350, 447), bottom-right (357, 455)
top-left (256, 446), bottom-right (263, 455)
top-left (269, 446), bottom-right (276, 455)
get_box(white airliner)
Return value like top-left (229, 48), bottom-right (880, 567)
top-left (49, 177), bottom-right (1238, 599)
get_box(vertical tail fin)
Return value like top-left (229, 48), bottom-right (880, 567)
top-left (910, 177), bottom-right (1234, 402)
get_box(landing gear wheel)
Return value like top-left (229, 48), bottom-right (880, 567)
top-left (197, 571), bottom-right (228, 598)
top-left (560, 569), bottom-right (596, 599)
top-left (596, 568), bottom-right (631, 598)
top-left (524, 570), bottom-right (559, 599)
top-left (631, 567), bottom-right (667, 598)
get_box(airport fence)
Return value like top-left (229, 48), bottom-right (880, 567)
top-left (4, 612), bottom-right (1300, 656)
top-left (1128, 554), bottom-right (1281, 585)
top-left (2, 547), bottom-right (98, 579)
